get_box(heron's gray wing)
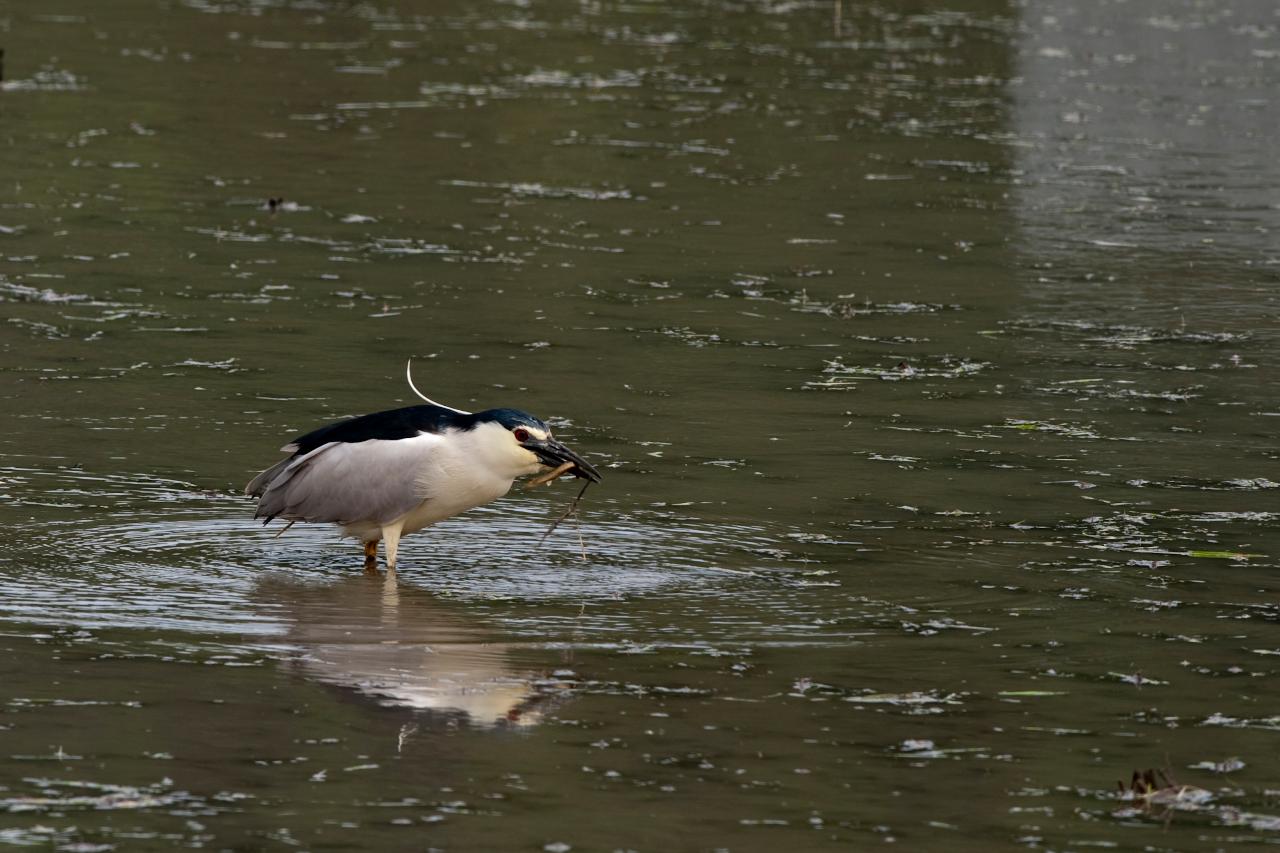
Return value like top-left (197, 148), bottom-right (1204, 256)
top-left (254, 434), bottom-right (442, 525)
top-left (246, 456), bottom-right (291, 498)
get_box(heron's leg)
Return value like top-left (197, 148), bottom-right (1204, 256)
top-left (363, 539), bottom-right (379, 573)
top-left (381, 521), bottom-right (404, 572)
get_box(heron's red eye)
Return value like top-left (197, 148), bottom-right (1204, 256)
top-left (513, 427), bottom-right (530, 442)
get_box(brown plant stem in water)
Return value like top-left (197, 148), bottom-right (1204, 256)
top-left (540, 480), bottom-right (591, 551)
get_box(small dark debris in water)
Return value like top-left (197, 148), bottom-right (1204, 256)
top-left (267, 197), bottom-right (284, 213)
top-left (1119, 767), bottom-right (1172, 797)
top-left (1114, 767), bottom-right (1279, 831)
top-left (1117, 767), bottom-right (1212, 809)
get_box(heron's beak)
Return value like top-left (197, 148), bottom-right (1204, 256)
top-left (528, 437), bottom-right (603, 483)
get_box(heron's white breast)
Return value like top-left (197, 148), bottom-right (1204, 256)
top-left (396, 422), bottom-right (538, 534)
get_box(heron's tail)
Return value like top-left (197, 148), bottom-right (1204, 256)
top-left (245, 456), bottom-right (294, 498)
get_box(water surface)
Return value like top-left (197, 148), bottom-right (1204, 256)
top-left (2, 0), bottom-right (1278, 849)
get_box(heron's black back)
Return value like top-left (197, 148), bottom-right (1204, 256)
top-left (289, 405), bottom-right (472, 454)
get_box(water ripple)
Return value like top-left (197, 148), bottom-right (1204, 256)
top-left (0, 466), bottom-right (784, 636)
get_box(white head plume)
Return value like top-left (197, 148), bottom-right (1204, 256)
top-left (405, 360), bottom-right (471, 414)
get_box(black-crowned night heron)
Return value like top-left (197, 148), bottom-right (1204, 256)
top-left (245, 367), bottom-right (601, 571)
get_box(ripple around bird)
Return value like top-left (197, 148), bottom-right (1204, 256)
top-left (0, 465), bottom-right (798, 641)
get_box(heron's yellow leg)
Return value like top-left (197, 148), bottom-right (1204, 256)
top-left (363, 540), bottom-right (379, 574)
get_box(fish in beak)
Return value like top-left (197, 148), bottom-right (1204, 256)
top-left (524, 435), bottom-right (602, 483)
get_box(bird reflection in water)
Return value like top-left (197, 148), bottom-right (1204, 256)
top-left (255, 571), bottom-right (572, 730)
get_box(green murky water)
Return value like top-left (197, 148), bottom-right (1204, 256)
top-left (2, 0), bottom-right (1278, 849)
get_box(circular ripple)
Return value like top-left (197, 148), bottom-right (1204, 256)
top-left (0, 466), bottom-right (787, 636)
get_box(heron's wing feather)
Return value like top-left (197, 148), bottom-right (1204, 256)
top-left (245, 455), bottom-right (294, 497)
top-left (254, 434), bottom-right (443, 525)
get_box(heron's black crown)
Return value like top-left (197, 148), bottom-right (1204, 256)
top-left (287, 405), bottom-right (546, 456)
top-left (476, 408), bottom-right (550, 434)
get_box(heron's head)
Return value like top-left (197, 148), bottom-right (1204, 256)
top-left (473, 409), bottom-right (602, 483)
